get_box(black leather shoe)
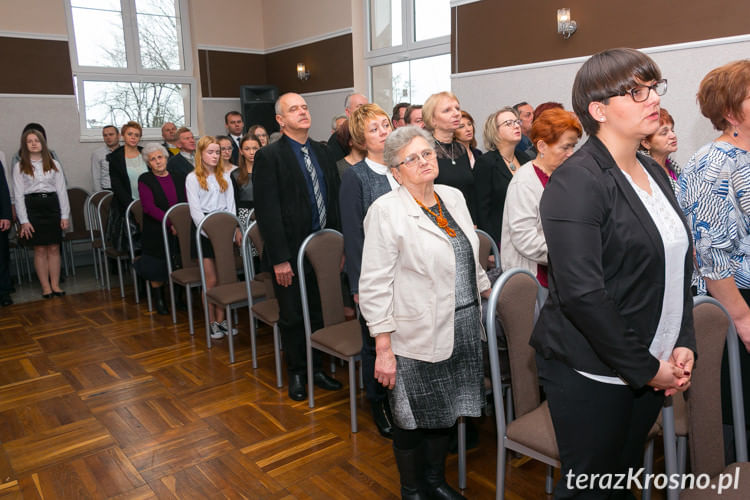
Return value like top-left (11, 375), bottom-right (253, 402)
top-left (52, 290), bottom-right (66, 297)
top-left (371, 399), bottom-right (393, 438)
top-left (42, 293), bottom-right (53, 299)
top-left (288, 373), bottom-right (306, 401)
top-left (0, 295), bottom-right (12, 307)
top-left (312, 371), bottom-right (342, 391)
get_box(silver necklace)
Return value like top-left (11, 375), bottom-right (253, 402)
top-left (435, 139), bottom-right (456, 165)
top-left (501, 153), bottom-right (516, 172)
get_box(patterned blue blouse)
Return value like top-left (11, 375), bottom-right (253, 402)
top-left (678, 141), bottom-right (750, 293)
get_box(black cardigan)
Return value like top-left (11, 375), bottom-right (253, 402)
top-left (530, 136), bottom-right (696, 389)
top-left (137, 171), bottom-right (187, 257)
top-left (107, 145), bottom-right (145, 214)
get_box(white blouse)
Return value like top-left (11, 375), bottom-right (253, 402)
top-left (12, 159), bottom-right (70, 224)
top-left (578, 164), bottom-right (688, 385)
top-left (185, 170), bottom-right (236, 232)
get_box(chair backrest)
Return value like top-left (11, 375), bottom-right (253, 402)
top-left (164, 203), bottom-right (196, 271)
top-left (493, 269), bottom-right (543, 418)
top-left (241, 223), bottom-right (257, 305)
top-left (125, 199), bottom-right (142, 260)
top-left (298, 229), bottom-right (345, 328)
top-left (248, 221), bottom-right (265, 258)
top-left (66, 187), bottom-right (89, 234)
top-left (197, 211), bottom-right (240, 286)
top-left (686, 297), bottom-right (747, 476)
top-left (97, 192), bottom-right (114, 250)
top-left (476, 228), bottom-right (500, 271)
top-left (88, 190), bottom-right (111, 241)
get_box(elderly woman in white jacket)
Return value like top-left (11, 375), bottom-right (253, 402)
top-left (359, 126), bottom-right (490, 500)
top-left (500, 108), bottom-right (582, 289)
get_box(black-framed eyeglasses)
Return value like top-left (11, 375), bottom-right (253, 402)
top-left (397, 149), bottom-right (436, 168)
top-left (498, 119), bottom-right (522, 128)
top-left (610, 79), bottom-right (668, 102)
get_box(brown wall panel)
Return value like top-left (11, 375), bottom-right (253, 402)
top-left (0, 37), bottom-right (74, 94)
top-left (455, 0), bottom-right (750, 73)
top-left (199, 50), bottom-right (267, 98)
top-left (265, 34), bottom-right (353, 94)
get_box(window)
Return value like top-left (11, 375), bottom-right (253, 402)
top-left (65, 0), bottom-right (195, 139)
top-left (366, 0), bottom-right (451, 113)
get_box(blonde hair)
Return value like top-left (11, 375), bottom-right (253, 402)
top-left (422, 91), bottom-right (460, 131)
top-left (194, 136), bottom-right (228, 192)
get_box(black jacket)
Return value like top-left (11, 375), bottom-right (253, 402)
top-left (253, 134), bottom-right (341, 272)
top-left (108, 145), bottom-right (144, 214)
top-left (0, 160), bottom-right (11, 221)
top-left (166, 153), bottom-right (194, 177)
top-left (137, 171), bottom-right (187, 257)
top-left (530, 136), bottom-right (696, 389)
top-left (473, 149), bottom-right (531, 242)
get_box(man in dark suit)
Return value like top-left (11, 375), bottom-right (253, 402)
top-left (225, 111), bottom-right (244, 166)
top-left (0, 160), bottom-right (14, 306)
top-left (254, 92), bottom-right (343, 401)
top-left (166, 127), bottom-right (196, 176)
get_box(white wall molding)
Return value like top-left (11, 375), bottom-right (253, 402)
top-left (301, 87), bottom-right (355, 98)
top-left (264, 28), bottom-right (352, 54)
top-left (196, 44), bottom-right (264, 55)
top-left (450, 0), bottom-right (481, 7)
top-left (0, 30), bottom-right (68, 41)
top-left (452, 34), bottom-right (750, 79)
top-left (0, 93), bottom-right (74, 99)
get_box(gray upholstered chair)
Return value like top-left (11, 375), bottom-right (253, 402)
top-left (97, 192), bottom-right (130, 297)
top-left (163, 203), bottom-right (202, 335)
top-left (87, 190), bottom-right (110, 287)
top-left (476, 228), bottom-right (500, 271)
top-left (679, 296), bottom-right (749, 499)
top-left (297, 229), bottom-right (362, 433)
top-left (245, 221), bottom-right (282, 388)
top-left (62, 187), bottom-right (89, 276)
top-left (125, 199), bottom-right (152, 310)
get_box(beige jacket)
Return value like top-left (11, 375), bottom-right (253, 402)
top-left (500, 161), bottom-right (547, 275)
top-left (359, 184), bottom-right (491, 363)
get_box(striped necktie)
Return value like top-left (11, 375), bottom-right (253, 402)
top-left (300, 145), bottom-right (327, 228)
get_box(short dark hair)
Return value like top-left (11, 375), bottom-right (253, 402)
top-left (224, 111), bottom-right (242, 124)
top-left (102, 125), bottom-right (118, 133)
top-left (404, 104), bottom-right (423, 124)
top-left (512, 102), bottom-right (530, 112)
top-left (392, 102), bottom-right (410, 122)
top-left (572, 47), bottom-right (661, 136)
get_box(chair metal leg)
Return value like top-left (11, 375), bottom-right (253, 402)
top-left (498, 438), bottom-right (507, 500)
top-left (186, 285), bottom-right (195, 335)
top-left (358, 360), bottom-right (363, 389)
top-left (132, 268), bottom-right (140, 304)
top-left (307, 339), bottom-right (315, 408)
top-left (168, 279), bottom-right (177, 324)
top-left (677, 436), bottom-right (687, 475)
top-left (273, 324), bottom-right (282, 388)
top-left (203, 292), bottom-right (211, 348)
top-left (662, 403), bottom-right (680, 500)
top-left (248, 307), bottom-right (258, 369)
top-left (458, 416), bottom-right (466, 489)
top-left (642, 440), bottom-right (654, 500)
top-left (349, 358), bottom-right (357, 433)
top-left (145, 282), bottom-right (152, 312)
top-left (103, 254), bottom-right (112, 291)
top-left (226, 305), bottom-right (235, 363)
top-left (116, 258), bottom-right (125, 298)
top-left (69, 241), bottom-right (77, 276)
top-left (545, 465), bottom-right (554, 495)
top-left (92, 248), bottom-right (100, 285)
top-left (62, 243), bottom-right (69, 277)
top-left (23, 247), bottom-right (32, 282)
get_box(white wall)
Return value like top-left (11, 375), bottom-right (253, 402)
top-left (0, 95), bottom-right (100, 192)
top-left (302, 88), bottom-right (354, 142)
top-left (452, 36), bottom-right (750, 166)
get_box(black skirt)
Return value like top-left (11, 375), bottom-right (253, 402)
top-left (24, 193), bottom-right (62, 246)
top-left (190, 224), bottom-right (215, 259)
top-left (133, 254), bottom-right (168, 282)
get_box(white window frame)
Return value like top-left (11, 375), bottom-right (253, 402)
top-left (64, 0), bottom-right (197, 141)
top-left (364, 0), bottom-right (451, 105)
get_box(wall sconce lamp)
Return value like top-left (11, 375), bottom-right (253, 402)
top-left (297, 63), bottom-right (310, 81)
top-left (557, 8), bottom-right (577, 39)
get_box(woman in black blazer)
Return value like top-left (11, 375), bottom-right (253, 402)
top-left (473, 107), bottom-right (531, 243)
top-left (107, 121), bottom-right (146, 251)
top-left (530, 48), bottom-right (696, 498)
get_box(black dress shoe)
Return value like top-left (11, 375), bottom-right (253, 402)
top-left (312, 371), bottom-right (342, 391)
top-left (52, 290), bottom-right (66, 297)
top-left (371, 399), bottom-right (393, 438)
top-left (42, 292), bottom-right (53, 299)
top-left (288, 373), bottom-right (306, 401)
top-left (0, 295), bottom-right (12, 307)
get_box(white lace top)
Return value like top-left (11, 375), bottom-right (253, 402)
top-left (578, 163), bottom-right (688, 385)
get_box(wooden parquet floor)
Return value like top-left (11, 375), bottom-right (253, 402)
top-left (0, 287), bottom-right (575, 499)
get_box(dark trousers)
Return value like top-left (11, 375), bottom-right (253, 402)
top-left (537, 355), bottom-right (664, 499)
top-left (272, 270), bottom-right (323, 376)
top-left (0, 229), bottom-right (10, 295)
top-left (358, 311), bottom-right (386, 402)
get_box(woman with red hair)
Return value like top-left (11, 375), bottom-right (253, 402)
top-left (500, 107), bottom-right (582, 289)
top-left (640, 108), bottom-right (679, 192)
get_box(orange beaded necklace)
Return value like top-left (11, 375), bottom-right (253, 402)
top-left (413, 193), bottom-right (456, 237)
